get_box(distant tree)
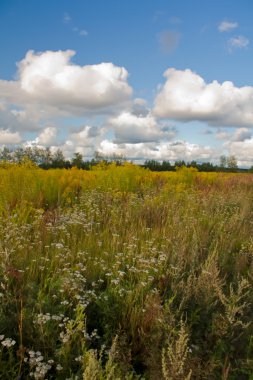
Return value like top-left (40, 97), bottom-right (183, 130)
top-left (93, 151), bottom-right (125, 166)
top-left (110, 153), bottom-right (125, 165)
top-left (94, 151), bottom-right (105, 162)
top-left (227, 155), bottom-right (238, 172)
top-left (161, 160), bottom-right (173, 171)
top-left (0, 147), bottom-right (12, 161)
top-left (143, 160), bottom-right (161, 171)
top-left (219, 155), bottom-right (227, 169)
top-left (13, 147), bottom-right (25, 163)
top-left (175, 160), bottom-right (186, 168)
top-left (52, 149), bottom-right (66, 168)
top-left (41, 147), bottom-right (53, 168)
top-left (31, 147), bottom-right (46, 165)
top-left (72, 152), bottom-right (84, 169)
top-left (22, 147), bottom-right (34, 162)
top-left (198, 161), bottom-right (216, 172)
top-left (188, 160), bottom-right (198, 168)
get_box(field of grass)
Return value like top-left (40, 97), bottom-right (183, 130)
top-left (0, 162), bottom-right (253, 379)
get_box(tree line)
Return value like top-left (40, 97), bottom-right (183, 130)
top-left (0, 146), bottom-right (252, 172)
top-left (143, 155), bottom-right (245, 172)
top-left (0, 146), bottom-right (125, 169)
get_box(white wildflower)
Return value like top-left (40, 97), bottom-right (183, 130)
top-left (1, 338), bottom-right (16, 348)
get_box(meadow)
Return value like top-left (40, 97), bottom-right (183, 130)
top-left (0, 162), bottom-right (253, 379)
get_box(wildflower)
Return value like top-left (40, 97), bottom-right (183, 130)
top-left (55, 243), bottom-right (64, 249)
top-left (111, 279), bottom-right (120, 285)
top-left (60, 300), bottom-right (69, 305)
top-left (1, 338), bottom-right (16, 348)
top-left (36, 356), bottom-right (44, 362)
top-left (56, 364), bottom-right (63, 371)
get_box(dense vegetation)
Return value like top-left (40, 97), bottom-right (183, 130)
top-left (1, 162), bottom-right (253, 379)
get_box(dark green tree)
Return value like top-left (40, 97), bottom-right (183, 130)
top-left (52, 149), bottom-right (66, 168)
top-left (72, 152), bottom-right (84, 169)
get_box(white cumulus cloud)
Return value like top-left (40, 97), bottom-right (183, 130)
top-left (17, 50), bottom-right (132, 112)
top-left (109, 111), bottom-right (177, 144)
top-left (154, 68), bottom-right (253, 127)
top-left (50, 126), bottom-right (105, 159)
top-left (224, 139), bottom-right (253, 167)
top-left (218, 20), bottom-right (238, 32)
top-left (0, 129), bottom-right (22, 145)
top-left (35, 127), bottom-right (57, 145)
top-left (69, 125), bottom-right (102, 146)
top-left (98, 139), bottom-right (215, 162)
top-left (228, 35), bottom-right (249, 51)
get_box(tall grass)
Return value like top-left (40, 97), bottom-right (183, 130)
top-left (0, 163), bottom-right (253, 379)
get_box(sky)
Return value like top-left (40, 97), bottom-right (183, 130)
top-left (0, 0), bottom-right (253, 166)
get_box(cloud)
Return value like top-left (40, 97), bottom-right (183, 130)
top-left (0, 101), bottom-right (39, 132)
top-left (33, 127), bottom-right (58, 146)
top-left (215, 130), bottom-right (230, 140)
top-left (69, 125), bottom-right (102, 146)
top-left (0, 129), bottom-right (22, 145)
top-left (214, 128), bottom-right (251, 142)
top-left (154, 68), bottom-right (253, 127)
top-left (63, 12), bottom-right (71, 24)
top-left (109, 111), bottom-right (177, 144)
top-left (158, 30), bottom-right (181, 54)
top-left (232, 127), bottom-right (251, 141)
top-left (0, 50), bottom-right (132, 122)
top-left (224, 139), bottom-right (253, 167)
top-left (17, 50), bottom-right (132, 111)
top-left (215, 127), bottom-right (251, 145)
top-left (228, 35), bottom-right (249, 51)
top-left (218, 20), bottom-right (238, 32)
top-left (50, 125), bottom-right (105, 159)
top-left (132, 98), bottom-right (149, 117)
top-left (64, 12), bottom-right (88, 37)
top-left (0, 50), bottom-right (133, 151)
top-left (98, 139), bottom-right (215, 162)
top-left (79, 30), bottom-right (88, 36)
top-left (25, 124), bottom-right (105, 159)
top-left (72, 27), bottom-right (88, 37)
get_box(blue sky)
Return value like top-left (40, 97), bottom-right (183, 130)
top-left (0, 0), bottom-right (253, 165)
